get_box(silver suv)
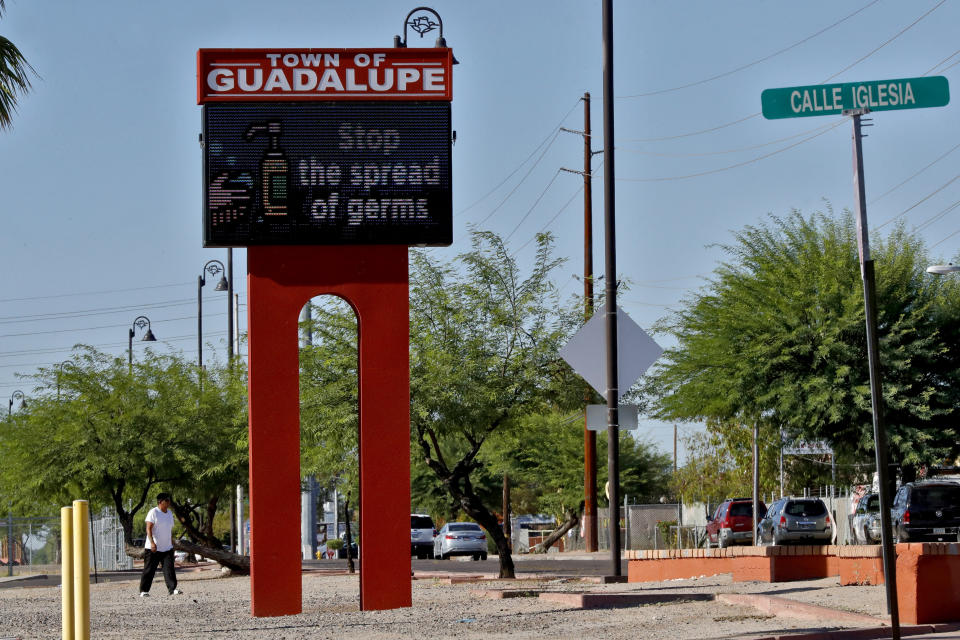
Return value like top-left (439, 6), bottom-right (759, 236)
top-left (411, 514), bottom-right (436, 559)
top-left (757, 497), bottom-right (833, 545)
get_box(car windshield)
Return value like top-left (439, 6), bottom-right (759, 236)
top-left (911, 485), bottom-right (960, 507)
top-left (785, 501), bottom-right (826, 517)
top-left (729, 503), bottom-right (754, 517)
top-left (448, 523), bottom-right (482, 532)
top-left (411, 516), bottom-right (434, 529)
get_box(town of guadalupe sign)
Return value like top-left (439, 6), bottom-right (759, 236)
top-left (198, 48), bottom-right (453, 246)
top-left (198, 41), bottom-right (453, 618)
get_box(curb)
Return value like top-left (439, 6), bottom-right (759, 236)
top-left (718, 593), bottom-right (887, 627)
top-left (0, 574), bottom-right (47, 584)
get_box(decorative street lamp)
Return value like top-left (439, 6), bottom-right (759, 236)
top-left (128, 316), bottom-right (157, 369)
top-left (198, 259), bottom-right (228, 372)
top-left (8, 390), bottom-right (25, 417)
top-left (56, 361), bottom-right (71, 401)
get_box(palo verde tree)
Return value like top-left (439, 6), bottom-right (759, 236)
top-left (410, 230), bottom-right (578, 578)
top-left (645, 208), bottom-right (960, 488)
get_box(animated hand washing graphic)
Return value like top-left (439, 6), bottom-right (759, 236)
top-left (208, 121), bottom-right (291, 229)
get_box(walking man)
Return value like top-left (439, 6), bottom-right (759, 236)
top-left (138, 492), bottom-right (182, 597)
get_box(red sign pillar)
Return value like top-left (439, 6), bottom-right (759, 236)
top-left (247, 245), bottom-right (411, 616)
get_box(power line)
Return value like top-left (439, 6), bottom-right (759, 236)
top-left (876, 172), bottom-right (960, 229)
top-left (821, 0), bottom-right (947, 83)
top-left (618, 120), bottom-right (845, 182)
top-left (0, 311), bottom-right (228, 339)
top-left (913, 199), bottom-right (960, 233)
top-left (476, 130), bottom-right (564, 226)
top-left (503, 169), bottom-right (563, 242)
top-left (869, 140), bottom-right (960, 206)
top-left (617, 0), bottom-right (881, 99)
top-left (462, 98), bottom-right (581, 220)
top-left (618, 121), bottom-right (839, 157)
top-left (621, 4), bottom-right (948, 144)
top-left (0, 280), bottom-right (196, 304)
top-left (922, 47), bottom-right (960, 76)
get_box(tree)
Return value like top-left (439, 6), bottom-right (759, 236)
top-left (0, 0), bottom-right (36, 129)
top-left (0, 347), bottom-right (250, 572)
top-left (645, 209), bottom-right (960, 488)
top-left (410, 231), bottom-right (577, 577)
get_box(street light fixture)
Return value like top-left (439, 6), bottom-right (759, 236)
top-left (55, 361), bottom-right (71, 400)
top-left (926, 264), bottom-right (960, 275)
top-left (128, 315), bottom-right (157, 369)
top-left (198, 259), bottom-right (228, 373)
top-left (8, 390), bottom-right (25, 417)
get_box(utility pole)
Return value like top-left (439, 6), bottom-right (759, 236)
top-left (847, 107), bottom-right (900, 638)
top-left (673, 425), bottom-right (678, 474)
top-left (601, 0), bottom-right (621, 578)
top-left (561, 92), bottom-right (598, 552)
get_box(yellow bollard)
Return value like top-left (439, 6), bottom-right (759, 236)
top-left (61, 506), bottom-right (74, 640)
top-left (72, 500), bottom-right (90, 640)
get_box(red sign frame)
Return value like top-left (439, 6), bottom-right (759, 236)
top-left (197, 48), bottom-right (453, 103)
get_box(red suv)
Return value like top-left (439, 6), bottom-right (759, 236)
top-left (707, 498), bottom-right (767, 548)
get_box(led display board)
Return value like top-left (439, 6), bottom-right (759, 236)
top-left (202, 102), bottom-right (451, 247)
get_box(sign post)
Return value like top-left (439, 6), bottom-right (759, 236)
top-left (762, 75), bottom-right (950, 640)
top-left (199, 34), bottom-right (454, 617)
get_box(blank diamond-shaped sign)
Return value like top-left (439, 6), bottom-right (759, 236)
top-left (559, 304), bottom-right (662, 401)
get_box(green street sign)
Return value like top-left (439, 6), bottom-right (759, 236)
top-left (761, 76), bottom-right (949, 119)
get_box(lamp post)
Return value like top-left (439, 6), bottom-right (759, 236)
top-left (198, 259), bottom-right (228, 373)
top-left (128, 316), bottom-right (157, 371)
top-left (8, 390), bottom-right (25, 417)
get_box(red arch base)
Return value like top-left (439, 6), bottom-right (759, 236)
top-left (247, 245), bottom-right (411, 616)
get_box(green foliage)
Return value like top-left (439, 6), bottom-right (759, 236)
top-left (0, 346), bottom-right (247, 545)
top-left (647, 208), bottom-right (960, 488)
top-left (299, 297), bottom-right (360, 500)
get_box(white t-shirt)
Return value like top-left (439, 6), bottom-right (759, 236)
top-left (144, 506), bottom-right (175, 552)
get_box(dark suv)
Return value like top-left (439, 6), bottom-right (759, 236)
top-left (706, 498), bottom-right (766, 548)
top-left (891, 481), bottom-right (960, 543)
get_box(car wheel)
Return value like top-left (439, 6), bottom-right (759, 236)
top-left (427, 549), bottom-right (434, 559)
top-left (472, 553), bottom-right (481, 561)
top-left (441, 552), bottom-right (449, 560)
top-left (480, 553), bottom-right (487, 560)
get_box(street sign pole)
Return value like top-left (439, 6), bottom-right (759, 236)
top-left (760, 74), bottom-right (949, 637)
top-left (848, 107), bottom-right (900, 638)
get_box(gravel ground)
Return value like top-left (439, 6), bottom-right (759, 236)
top-left (0, 568), bottom-right (891, 639)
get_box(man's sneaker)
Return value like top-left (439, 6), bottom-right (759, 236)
top-left (169, 588), bottom-right (183, 596)
top-left (139, 592), bottom-right (150, 598)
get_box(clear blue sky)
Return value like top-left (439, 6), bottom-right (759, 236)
top-left (1, 1), bottom-right (958, 462)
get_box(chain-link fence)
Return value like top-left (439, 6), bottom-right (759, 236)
top-left (512, 492), bottom-right (860, 553)
top-left (1, 507), bottom-right (132, 576)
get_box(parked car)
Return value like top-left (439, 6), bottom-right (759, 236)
top-left (891, 481), bottom-right (960, 543)
top-left (433, 522), bottom-right (488, 560)
top-left (706, 498), bottom-right (766, 548)
top-left (850, 493), bottom-right (881, 545)
top-left (411, 513), bottom-right (436, 559)
top-left (757, 497), bottom-right (833, 546)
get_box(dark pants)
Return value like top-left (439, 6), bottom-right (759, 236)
top-left (139, 549), bottom-right (177, 594)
